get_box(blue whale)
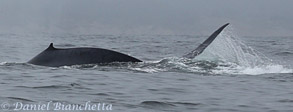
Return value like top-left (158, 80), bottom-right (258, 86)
top-left (28, 23), bottom-right (229, 67)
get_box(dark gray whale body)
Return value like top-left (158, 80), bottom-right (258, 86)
top-left (28, 23), bottom-right (229, 67)
top-left (28, 44), bottom-right (142, 67)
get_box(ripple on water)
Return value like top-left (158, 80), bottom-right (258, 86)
top-left (6, 97), bottom-right (34, 102)
top-left (140, 101), bottom-right (202, 111)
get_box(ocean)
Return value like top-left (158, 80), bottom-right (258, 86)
top-left (0, 28), bottom-right (292, 112)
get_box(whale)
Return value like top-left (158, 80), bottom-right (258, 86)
top-left (183, 23), bottom-right (229, 59)
top-left (28, 23), bottom-right (229, 67)
top-left (27, 44), bottom-right (143, 67)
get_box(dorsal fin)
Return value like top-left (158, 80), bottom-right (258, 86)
top-left (183, 23), bottom-right (229, 59)
top-left (46, 43), bottom-right (56, 50)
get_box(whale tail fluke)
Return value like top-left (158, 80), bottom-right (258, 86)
top-left (183, 23), bottom-right (229, 59)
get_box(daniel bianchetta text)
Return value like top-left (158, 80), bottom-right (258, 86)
top-left (2, 101), bottom-right (113, 111)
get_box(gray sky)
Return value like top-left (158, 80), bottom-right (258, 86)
top-left (0, 0), bottom-right (293, 36)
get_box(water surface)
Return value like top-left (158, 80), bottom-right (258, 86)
top-left (0, 29), bottom-right (292, 112)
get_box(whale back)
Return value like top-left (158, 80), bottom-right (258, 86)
top-left (28, 44), bottom-right (142, 67)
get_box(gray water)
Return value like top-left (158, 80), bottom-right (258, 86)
top-left (0, 29), bottom-right (292, 112)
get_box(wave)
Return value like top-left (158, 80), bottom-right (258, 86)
top-left (275, 51), bottom-right (293, 56)
top-left (140, 101), bottom-right (175, 107)
top-left (140, 100), bottom-right (201, 110)
top-left (6, 97), bottom-right (34, 102)
top-left (128, 58), bottom-right (292, 75)
top-left (1, 59), bottom-right (291, 76)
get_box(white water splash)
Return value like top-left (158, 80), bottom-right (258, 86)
top-left (0, 62), bottom-right (8, 65)
top-left (239, 65), bottom-right (293, 75)
top-left (197, 26), bottom-right (292, 75)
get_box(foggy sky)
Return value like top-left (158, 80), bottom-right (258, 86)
top-left (0, 0), bottom-right (293, 36)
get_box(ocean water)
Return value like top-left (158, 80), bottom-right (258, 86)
top-left (0, 28), bottom-right (292, 112)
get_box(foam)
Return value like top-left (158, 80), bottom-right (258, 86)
top-left (239, 65), bottom-right (293, 75)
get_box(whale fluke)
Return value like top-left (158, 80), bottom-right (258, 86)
top-left (183, 23), bottom-right (229, 59)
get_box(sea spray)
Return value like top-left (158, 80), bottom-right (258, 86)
top-left (196, 26), bottom-right (271, 67)
top-left (196, 26), bottom-right (292, 75)
top-left (131, 26), bottom-right (293, 75)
